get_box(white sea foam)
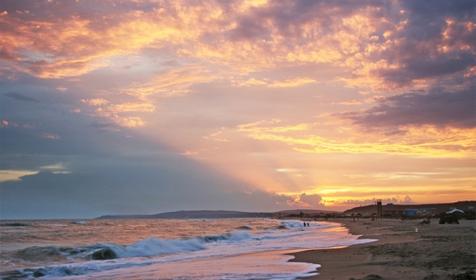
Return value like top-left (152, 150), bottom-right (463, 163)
top-left (104, 237), bottom-right (206, 258)
top-left (93, 230), bottom-right (254, 259)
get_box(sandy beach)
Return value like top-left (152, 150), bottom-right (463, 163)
top-left (293, 218), bottom-right (476, 280)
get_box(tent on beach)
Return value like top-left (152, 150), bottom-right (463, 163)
top-left (446, 208), bottom-right (464, 215)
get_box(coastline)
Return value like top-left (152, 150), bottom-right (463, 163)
top-left (292, 218), bottom-right (476, 280)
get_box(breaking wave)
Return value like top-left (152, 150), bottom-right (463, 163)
top-left (13, 230), bottom-right (254, 263)
top-left (3, 220), bottom-right (365, 279)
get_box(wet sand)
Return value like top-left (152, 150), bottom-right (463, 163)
top-left (292, 218), bottom-right (476, 280)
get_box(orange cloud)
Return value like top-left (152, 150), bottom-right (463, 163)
top-left (237, 120), bottom-right (476, 158)
top-left (0, 0), bottom-right (392, 86)
top-left (0, 8), bottom-right (198, 78)
top-left (2, 0), bottom-right (472, 98)
top-left (78, 65), bottom-right (212, 128)
top-left (109, 102), bottom-right (155, 113)
top-left (0, 169), bottom-right (39, 183)
top-left (81, 98), bottom-right (110, 106)
top-left (237, 77), bottom-right (317, 88)
top-left (124, 66), bottom-right (214, 99)
top-left (1, 0), bottom-right (474, 208)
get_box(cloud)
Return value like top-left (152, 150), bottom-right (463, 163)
top-left (372, 1), bottom-right (476, 83)
top-left (77, 66), bottom-right (211, 128)
top-left (81, 98), bottom-right (110, 106)
top-left (295, 193), bottom-right (324, 208)
top-left (0, 163), bottom-right (295, 219)
top-left (238, 119), bottom-right (310, 133)
top-left (39, 163), bottom-right (70, 174)
top-left (334, 195), bottom-right (415, 208)
top-left (40, 132), bottom-right (60, 140)
top-left (0, 119), bottom-right (8, 128)
top-left (0, 169), bottom-right (38, 183)
top-left (0, 0), bottom-right (472, 102)
top-left (0, 4), bottom-right (198, 78)
top-left (237, 119), bottom-right (476, 158)
top-left (237, 77), bottom-right (317, 88)
top-left (0, 83), bottom-right (299, 219)
top-left (0, 0), bottom-right (474, 217)
top-left (378, 53), bottom-right (475, 85)
top-left (402, 195), bottom-right (414, 204)
top-left (279, 192), bottom-right (324, 209)
top-left (10, 79), bottom-right (460, 214)
top-left (80, 99), bottom-right (152, 128)
top-left (123, 66), bottom-right (214, 99)
top-left (345, 86), bottom-right (476, 128)
top-left (203, 128), bottom-right (230, 143)
top-left (4, 91), bottom-right (39, 102)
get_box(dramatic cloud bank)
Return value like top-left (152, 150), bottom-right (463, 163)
top-left (347, 85), bottom-right (476, 129)
top-left (0, 0), bottom-right (474, 217)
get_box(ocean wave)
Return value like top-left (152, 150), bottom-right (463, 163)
top-left (280, 220), bottom-right (305, 229)
top-left (106, 237), bottom-right (206, 258)
top-left (12, 221), bottom-right (309, 263)
top-left (103, 230), bottom-right (251, 258)
top-left (71, 220), bottom-right (87, 225)
top-left (235, 225), bottom-right (253, 230)
top-left (14, 246), bottom-right (88, 262)
top-left (5, 230), bottom-right (259, 279)
top-left (12, 230), bottom-right (255, 264)
top-left (3, 260), bottom-right (154, 279)
top-left (0, 222), bottom-right (30, 227)
top-left (4, 220), bottom-right (342, 279)
top-left (102, 223), bottom-right (302, 259)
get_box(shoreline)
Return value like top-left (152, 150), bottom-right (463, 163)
top-left (291, 218), bottom-right (476, 280)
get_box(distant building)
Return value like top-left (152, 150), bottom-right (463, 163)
top-left (402, 209), bottom-right (418, 217)
top-left (377, 200), bottom-right (383, 218)
top-left (383, 209), bottom-right (403, 217)
top-left (344, 201), bottom-right (476, 218)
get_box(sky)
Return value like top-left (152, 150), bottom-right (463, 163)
top-left (0, 0), bottom-right (475, 219)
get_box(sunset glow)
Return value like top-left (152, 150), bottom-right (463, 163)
top-left (1, 0), bottom-right (475, 218)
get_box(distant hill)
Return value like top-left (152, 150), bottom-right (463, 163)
top-left (275, 209), bottom-right (338, 216)
top-left (344, 201), bottom-right (476, 217)
top-left (96, 209), bottom-right (341, 219)
top-left (97, 210), bottom-right (273, 219)
top-left (96, 201), bottom-right (476, 219)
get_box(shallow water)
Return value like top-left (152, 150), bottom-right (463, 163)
top-left (0, 218), bottom-right (374, 279)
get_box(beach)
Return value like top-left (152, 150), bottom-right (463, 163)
top-left (293, 218), bottom-right (476, 280)
top-left (0, 217), bottom-right (474, 279)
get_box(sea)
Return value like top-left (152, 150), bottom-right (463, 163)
top-left (0, 218), bottom-right (374, 279)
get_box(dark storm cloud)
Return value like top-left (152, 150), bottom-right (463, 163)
top-left (346, 86), bottom-right (476, 128)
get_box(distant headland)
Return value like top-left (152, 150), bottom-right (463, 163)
top-left (96, 201), bottom-right (475, 219)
